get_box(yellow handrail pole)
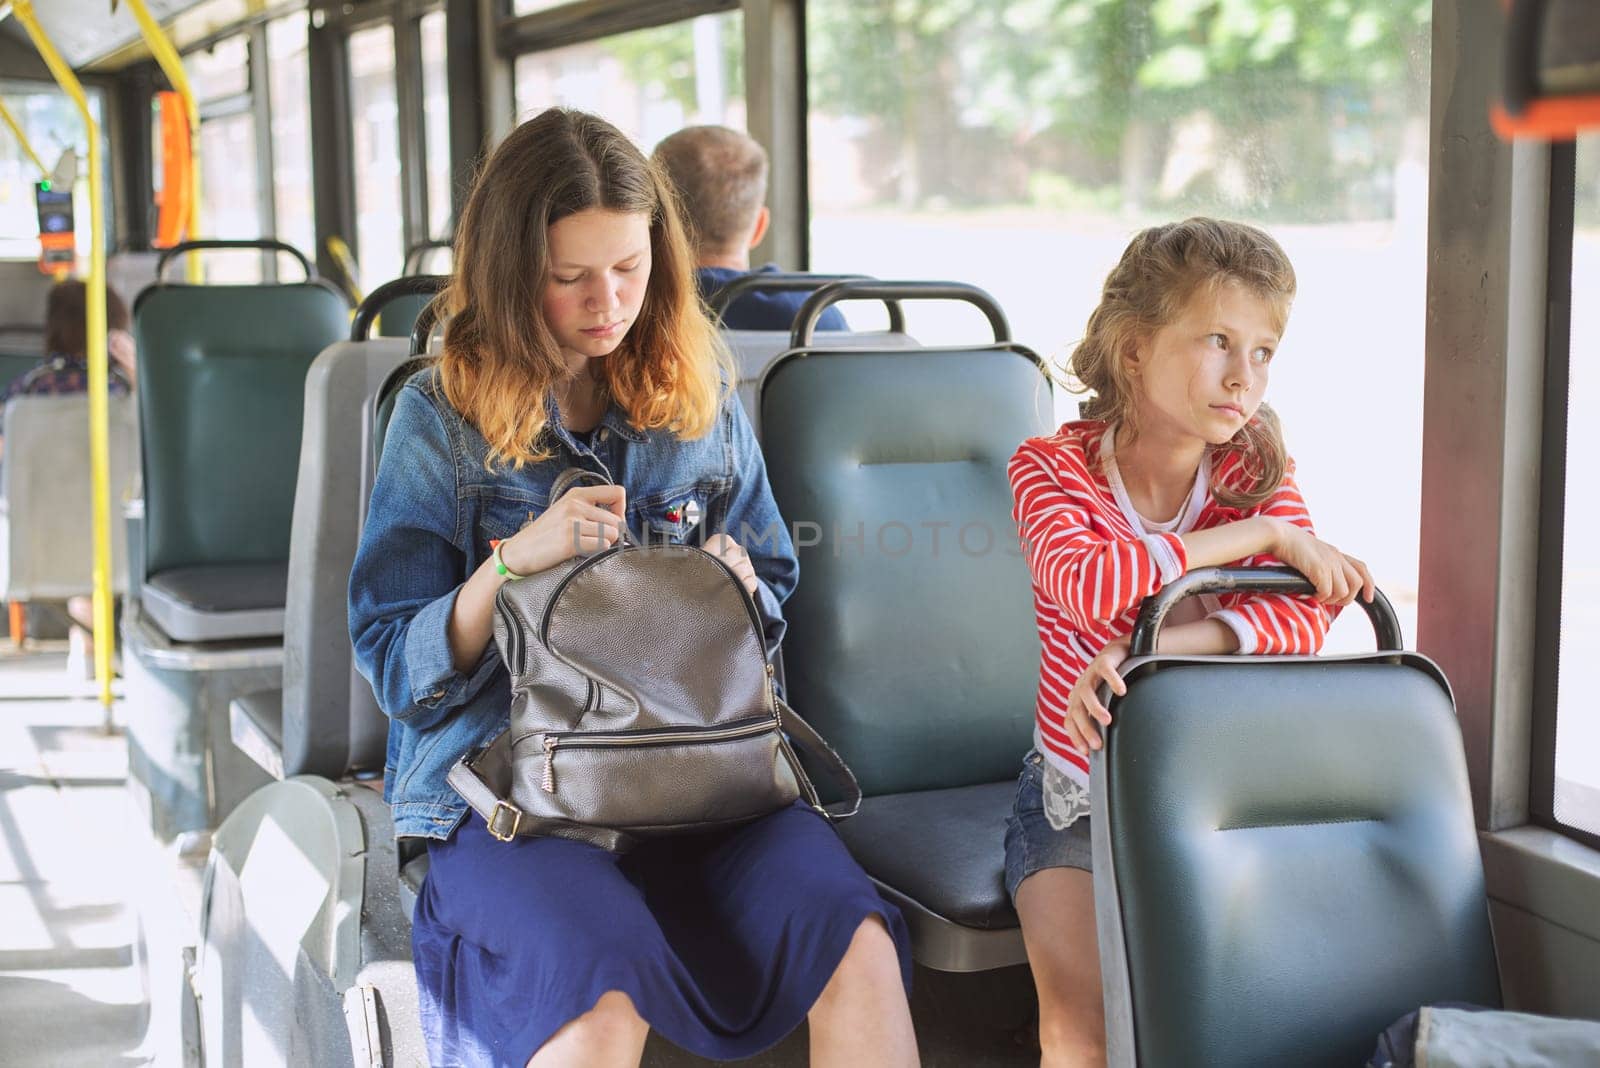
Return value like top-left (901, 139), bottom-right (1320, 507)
top-left (12, 1), bottom-right (115, 715)
top-left (0, 96), bottom-right (51, 179)
top-left (124, 0), bottom-right (201, 282)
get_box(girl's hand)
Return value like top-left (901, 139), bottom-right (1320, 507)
top-left (704, 533), bottom-right (759, 596)
top-left (1269, 520), bottom-right (1375, 606)
top-left (499, 485), bottom-right (626, 576)
top-left (1065, 637), bottom-right (1129, 752)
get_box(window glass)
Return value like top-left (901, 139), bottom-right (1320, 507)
top-left (807, 1), bottom-right (1431, 652)
top-left (196, 111), bottom-right (262, 281)
top-left (349, 22), bottom-right (404, 291)
top-left (188, 34), bottom-right (250, 103)
top-left (420, 9), bottom-right (454, 244)
top-left (267, 13), bottom-right (316, 269)
top-left (1556, 135), bottom-right (1600, 838)
top-left (0, 82), bottom-right (109, 266)
top-left (513, 11), bottom-right (745, 147)
top-left (511, 0), bottom-right (572, 15)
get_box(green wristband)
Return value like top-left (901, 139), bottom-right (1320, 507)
top-left (493, 541), bottom-right (528, 580)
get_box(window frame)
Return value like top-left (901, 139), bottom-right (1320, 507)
top-left (182, 27), bottom-right (280, 278)
top-left (495, 0), bottom-right (807, 268)
top-left (1530, 140), bottom-right (1600, 853)
top-left (308, 0), bottom-right (444, 281)
top-left (498, 0), bottom-right (738, 57)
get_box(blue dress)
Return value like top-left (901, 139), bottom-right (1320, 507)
top-left (411, 803), bottom-right (912, 1065)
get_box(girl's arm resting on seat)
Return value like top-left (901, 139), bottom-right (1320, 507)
top-left (1198, 469), bottom-right (1360, 655)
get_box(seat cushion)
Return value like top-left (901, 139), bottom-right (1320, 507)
top-left (836, 781), bottom-right (1017, 931)
top-left (143, 562), bottom-right (288, 641)
top-left (229, 689), bottom-right (284, 780)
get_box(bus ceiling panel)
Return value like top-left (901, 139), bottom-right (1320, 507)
top-left (8, 0), bottom-right (264, 73)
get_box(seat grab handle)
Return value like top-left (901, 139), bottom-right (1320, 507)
top-left (1128, 565), bottom-right (1402, 656)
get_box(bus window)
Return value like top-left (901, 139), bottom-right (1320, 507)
top-left (189, 34), bottom-right (262, 281)
top-left (1554, 134), bottom-right (1600, 841)
top-left (0, 82), bottom-right (107, 266)
top-left (188, 33), bottom-right (249, 103)
top-left (196, 114), bottom-right (261, 271)
top-left (805, 2), bottom-right (1432, 652)
top-left (512, 11), bottom-right (745, 148)
top-left (349, 21), bottom-right (405, 291)
top-left (420, 9), bottom-right (452, 241)
top-left (267, 13), bottom-right (316, 267)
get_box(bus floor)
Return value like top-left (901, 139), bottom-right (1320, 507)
top-left (0, 642), bottom-right (1044, 1066)
top-left (0, 642), bottom-right (163, 1066)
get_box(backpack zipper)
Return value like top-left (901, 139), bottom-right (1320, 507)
top-left (541, 713), bottom-right (778, 794)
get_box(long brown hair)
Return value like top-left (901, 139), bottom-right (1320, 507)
top-left (45, 279), bottom-right (129, 358)
top-left (439, 107), bottom-right (728, 469)
top-left (1069, 217), bottom-right (1296, 509)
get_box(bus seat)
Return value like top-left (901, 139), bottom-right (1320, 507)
top-left (1091, 568), bottom-right (1502, 1067)
top-left (0, 393), bottom-right (139, 600)
top-left (711, 275), bottom-right (919, 435)
top-left (375, 293), bottom-right (434, 338)
top-left (133, 282), bottom-right (348, 642)
top-left (228, 688), bottom-right (283, 780)
top-left (726, 328), bottom-right (920, 435)
top-left (760, 310), bottom-right (1052, 971)
top-left (228, 282), bottom-right (445, 780)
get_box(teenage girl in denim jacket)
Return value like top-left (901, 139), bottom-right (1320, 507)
top-left (347, 108), bottom-right (917, 1068)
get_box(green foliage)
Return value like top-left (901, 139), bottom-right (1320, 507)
top-left (805, 0), bottom-right (1431, 215)
top-left (596, 16), bottom-right (745, 117)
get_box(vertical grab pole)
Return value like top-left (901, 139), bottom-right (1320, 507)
top-left (11, 1), bottom-right (116, 717)
top-left (125, 0), bottom-right (202, 282)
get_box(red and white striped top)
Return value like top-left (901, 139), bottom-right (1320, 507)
top-left (1009, 421), bottom-right (1334, 784)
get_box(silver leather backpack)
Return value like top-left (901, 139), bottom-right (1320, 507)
top-left (448, 469), bottom-right (858, 851)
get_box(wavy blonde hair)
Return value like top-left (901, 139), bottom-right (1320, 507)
top-left (1069, 217), bottom-right (1296, 509)
top-left (439, 108), bottom-right (729, 469)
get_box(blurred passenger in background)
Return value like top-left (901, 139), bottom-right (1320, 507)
top-left (0, 279), bottom-right (137, 673)
top-left (653, 124), bottom-right (849, 332)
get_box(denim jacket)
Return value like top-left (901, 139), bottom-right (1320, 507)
top-left (348, 368), bottom-right (798, 840)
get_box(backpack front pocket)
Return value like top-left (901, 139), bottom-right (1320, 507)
top-left (509, 715), bottom-right (797, 831)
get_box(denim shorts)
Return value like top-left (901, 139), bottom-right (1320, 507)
top-left (1003, 749), bottom-right (1094, 903)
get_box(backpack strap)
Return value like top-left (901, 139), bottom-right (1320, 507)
top-left (776, 697), bottom-right (863, 822)
top-left (447, 731), bottom-right (638, 851)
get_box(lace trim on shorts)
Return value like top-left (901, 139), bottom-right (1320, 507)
top-left (1041, 760), bottom-right (1091, 830)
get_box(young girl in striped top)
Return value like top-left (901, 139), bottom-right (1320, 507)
top-left (1004, 217), bottom-right (1373, 1066)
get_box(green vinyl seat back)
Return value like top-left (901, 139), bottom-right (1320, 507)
top-left (0, 354), bottom-right (41, 392)
top-left (760, 307), bottom-right (1051, 970)
top-left (353, 275), bottom-right (448, 344)
top-left (1092, 568), bottom-right (1501, 1067)
top-left (0, 324), bottom-right (44, 390)
top-left (133, 282), bottom-right (349, 639)
top-left (759, 291), bottom-right (1049, 797)
top-left (375, 293), bottom-right (433, 338)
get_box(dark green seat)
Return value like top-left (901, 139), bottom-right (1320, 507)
top-left (133, 282), bottom-right (350, 642)
top-left (760, 343), bottom-right (1051, 971)
top-left (1092, 570), bottom-right (1501, 1066)
top-left (375, 293), bottom-right (433, 338)
top-left (0, 352), bottom-right (41, 393)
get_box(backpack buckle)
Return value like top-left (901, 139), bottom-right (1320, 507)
top-left (487, 800), bottom-right (523, 841)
